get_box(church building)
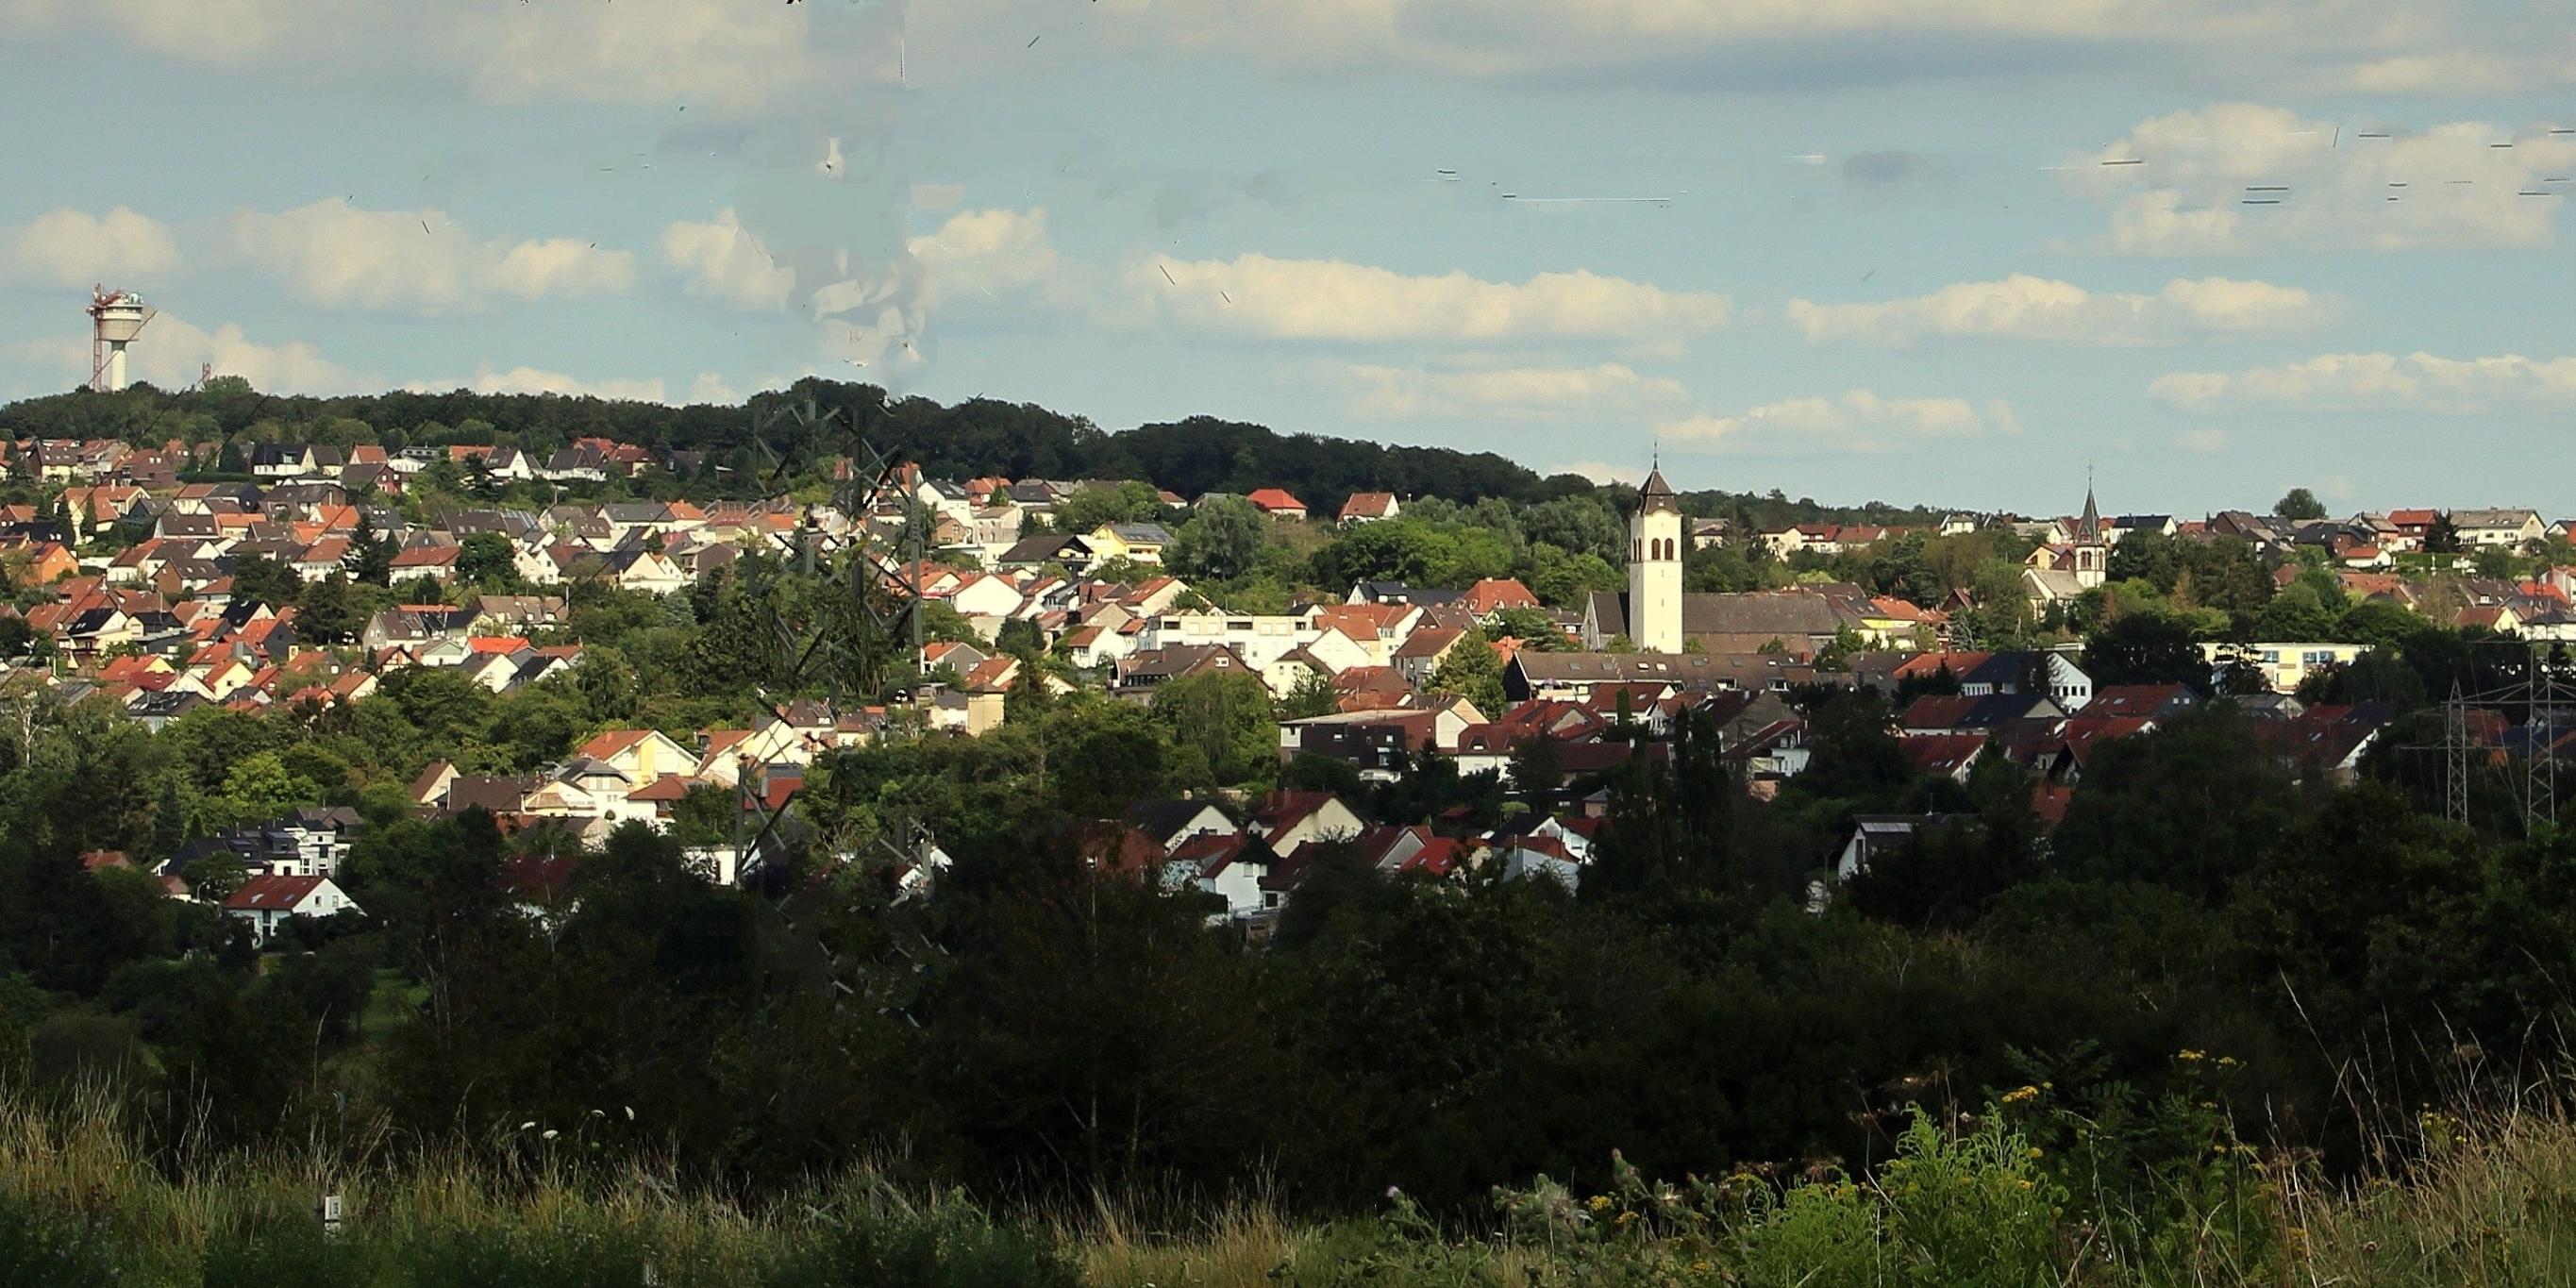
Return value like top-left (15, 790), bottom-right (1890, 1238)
top-left (2019, 483), bottom-right (2111, 607)
top-left (1579, 460), bottom-right (1873, 656)
top-left (1625, 463), bottom-right (1683, 652)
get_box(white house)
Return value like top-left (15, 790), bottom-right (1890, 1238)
top-left (1497, 834), bottom-right (1583, 890)
top-left (1138, 611), bottom-right (1321, 671)
top-left (2451, 509), bottom-right (2546, 549)
top-left (244, 807), bottom-right (365, 878)
top-left (222, 875), bottom-right (361, 946)
top-left (1245, 792), bottom-right (1363, 858)
top-left (944, 572), bottom-right (1029, 620)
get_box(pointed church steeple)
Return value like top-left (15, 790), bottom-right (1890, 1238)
top-left (2072, 471), bottom-right (2108, 589)
top-left (1636, 459), bottom-right (1680, 515)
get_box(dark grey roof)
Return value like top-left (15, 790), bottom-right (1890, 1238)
top-left (997, 533), bottom-right (1091, 565)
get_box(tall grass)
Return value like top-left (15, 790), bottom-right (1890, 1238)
top-left (19, 1080), bottom-right (2576, 1286)
top-left (0, 1081), bottom-right (1068, 1287)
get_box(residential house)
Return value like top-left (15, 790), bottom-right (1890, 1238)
top-left (222, 874), bottom-right (361, 945)
top-left (1391, 626), bottom-right (1468, 688)
top-left (1244, 791), bottom-right (1363, 857)
top-left (1338, 493), bottom-right (1400, 525)
top-left (1243, 488), bottom-right (1309, 520)
top-left (1112, 644), bottom-right (1256, 698)
top-left (575, 728), bottom-right (699, 785)
top-left (1832, 815), bottom-right (1953, 882)
top-left (1123, 799), bottom-right (1236, 853)
top-left (2206, 642), bottom-right (2368, 694)
top-left (1171, 829), bottom-right (1278, 920)
top-left (1086, 523), bottom-right (1174, 565)
top-left (2452, 509), bottom-right (2545, 549)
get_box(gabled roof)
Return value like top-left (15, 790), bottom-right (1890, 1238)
top-left (1247, 791), bottom-right (1343, 836)
top-left (1460, 577), bottom-right (1540, 615)
top-left (1172, 828), bottom-right (1266, 878)
top-left (222, 874), bottom-right (333, 912)
top-left (1339, 492), bottom-right (1399, 520)
top-left (1392, 626), bottom-right (1467, 661)
top-left (1124, 797), bottom-right (1232, 841)
top-left (2083, 685), bottom-right (2197, 720)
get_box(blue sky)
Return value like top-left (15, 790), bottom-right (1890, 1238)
top-left (2, 0), bottom-right (2571, 514)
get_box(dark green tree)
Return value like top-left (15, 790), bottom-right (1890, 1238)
top-left (2273, 488), bottom-right (2327, 521)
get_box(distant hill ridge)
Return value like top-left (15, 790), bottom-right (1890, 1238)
top-left (0, 376), bottom-right (1949, 529)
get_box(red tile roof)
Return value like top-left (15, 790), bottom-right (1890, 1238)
top-left (1244, 488), bottom-right (1307, 514)
top-left (222, 874), bottom-right (330, 912)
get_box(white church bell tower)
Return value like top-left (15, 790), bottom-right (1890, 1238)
top-left (1628, 462), bottom-right (1683, 653)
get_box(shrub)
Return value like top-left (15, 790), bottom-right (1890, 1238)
top-left (0, 1192), bottom-right (116, 1288)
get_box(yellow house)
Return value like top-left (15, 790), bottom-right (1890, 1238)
top-left (576, 728), bottom-right (698, 784)
top-left (2201, 642), bottom-right (2367, 694)
top-left (1086, 523), bottom-right (1173, 566)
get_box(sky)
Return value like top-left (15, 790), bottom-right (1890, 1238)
top-left (1, 0), bottom-right (2571, 516)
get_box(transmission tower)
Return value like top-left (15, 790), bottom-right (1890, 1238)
top-left (726, 395), bottom-right (930, 889)
top-left (2444, 678), bottom-right (2471, 827)
top-left (2528, 644), bottom-right (2561, 835)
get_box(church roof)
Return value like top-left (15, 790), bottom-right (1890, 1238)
top-left (1585, 586), bottom-right (1869, 648)
top-left (2077, 484), bottom-right (2103, 541)
top-left (1635, 465), bottom-right (1681, 514)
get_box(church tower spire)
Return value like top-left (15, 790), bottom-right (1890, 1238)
top-left (2073, 470), bottom-right (2108, 589)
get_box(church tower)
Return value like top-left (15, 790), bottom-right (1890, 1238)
top-left (2072, 479), bottom-right (2108, 590)
top-left (1628, 462), bottom-right (1684, 652)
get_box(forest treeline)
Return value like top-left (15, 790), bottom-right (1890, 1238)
top-left (0, 377), bottom-right (1947, 530)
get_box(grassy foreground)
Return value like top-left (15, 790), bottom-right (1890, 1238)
top-left (5, 1088), bottom-right (2575, 1287)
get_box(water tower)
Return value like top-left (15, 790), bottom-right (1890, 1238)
top-left (87, 285), bottom-right (156, 393)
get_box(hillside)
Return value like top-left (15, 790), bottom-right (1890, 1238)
top-left (0, 377), bottom-right (1953, 530)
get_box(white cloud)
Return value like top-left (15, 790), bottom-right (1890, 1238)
top-left (2173, 428), bottom-right (2231, 454)
top-left (0, 208), bottom-right (184, 289)
top-left (2064, 103), bottom-right (2576, 255)
top-left (215, 199), bottom-right (633, 314)
top-left (907, 208), bottom-right (1064, 309)
top-left (1787, 273), bottom-right (2333, 346)
top-left (489, 239), bottom-right (638, 302)
top-left (1132, 254), bottom-right (1728, 343)
top-left (406, 363), bottom-right (672, 404)
top-left (661, 209), bottom-right (797, 312)
top-left (8, 312), bottom-right (361, 394)
top-left (2152, 351), bottom-right (2576, 414)
top-left (59, 0), bottom-right (857, 112)
top-left (686, 372), bottom-right (741, 405)
top-left (1343, 361), bottom-right (1687, 419)
top-left (1658, 390), bottom-right (2016, 454)
top-left (1551, 460), bottom-right (1648, 486)
top-left (32, 0), bottom-right (2572, 106)
top-left (912, 0), bottom-right (2567, 96)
